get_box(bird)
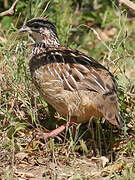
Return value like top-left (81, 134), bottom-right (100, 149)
top-left (19, 17), bottom-right (122, 139)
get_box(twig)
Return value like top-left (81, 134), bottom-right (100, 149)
top-left (0, 0), bottom-right (19, 17)
top-left (119, 0), bottom-right (135, 11)
top-left (4, 0), bottom-right (8, 8)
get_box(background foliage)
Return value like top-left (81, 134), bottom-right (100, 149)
top-left (0, 0), bottom-right (135, 179)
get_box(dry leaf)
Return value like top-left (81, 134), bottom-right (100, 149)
top-left (15, 152), bottom-right (28, 161)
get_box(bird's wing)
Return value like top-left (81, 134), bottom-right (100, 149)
top-left (29, 46), bottom-right (122, 128)
top-left (30, 46), bottom-right (117, 95)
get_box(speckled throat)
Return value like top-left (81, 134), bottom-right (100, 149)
top-left (32, 29), bottom-right (60, 55)
top-left (32, 42), bottom-right (46, 55)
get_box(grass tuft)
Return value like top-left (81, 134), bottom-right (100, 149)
top-left (0, 0), bottom-right (135, 179)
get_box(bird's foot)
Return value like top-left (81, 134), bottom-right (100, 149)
top-left (33, 122), bottom-right (77, 141)
top-left (33, 124), bottom-right (67, 141)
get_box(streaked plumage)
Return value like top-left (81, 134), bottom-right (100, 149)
top-left (20, 17), bottom-right (122, 138)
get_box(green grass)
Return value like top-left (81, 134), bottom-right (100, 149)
top-left (0, 0), bottom-right (135, 179)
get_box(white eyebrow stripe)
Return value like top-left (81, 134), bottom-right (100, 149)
top-left (62, 74), bottom-right (74, 91)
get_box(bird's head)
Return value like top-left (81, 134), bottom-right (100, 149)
top-left (19, 17), bottom-right (59, 47)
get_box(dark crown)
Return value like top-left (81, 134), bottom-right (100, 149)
top-left (26, 18), bottom-right (58, 37)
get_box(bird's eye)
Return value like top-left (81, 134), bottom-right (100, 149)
top-left (33, 24), bottom-right (39, 29)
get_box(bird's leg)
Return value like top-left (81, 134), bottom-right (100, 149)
top-left (87, 118), bottom-right (98, 152)
top-left (69, 117), bottom-right (79, 138)
top-left (33, 110), bottom-right (77, 141)
top-left (66, 113), bottom-right (78, 139)
top-left (34, 122), bottom-right (76, 141)
top-left (64, 111), bottom-right (72, 141)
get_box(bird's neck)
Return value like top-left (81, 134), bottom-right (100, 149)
top-left (42, 35), bottom-right (60, 47)
top-left (32, 34), bottom-right (60, 55)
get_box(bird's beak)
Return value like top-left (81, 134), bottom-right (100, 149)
top-left (19, 25), bottom-right (32, 33)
